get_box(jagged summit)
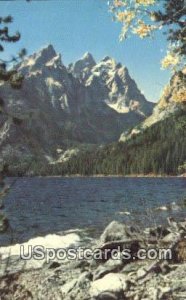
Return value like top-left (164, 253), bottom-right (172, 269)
top-left (101, 56), bottom-right (113, 62)
top-left (68, 52), bottom-right (96, 80)
top-left (17, 45), bottom-right (154, 117)
top-left (18, 44), bottom-right (58, 74)
top-left (38, 44), bottom-right (57, 60)
top-left (0, 45), bottom-right (155, 168)
top-left (82, 52), bottom-right (96, 64)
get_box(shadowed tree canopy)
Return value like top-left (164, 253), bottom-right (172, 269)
top-left (0, 15), bottom-right (26, 92)
top-left (0, 15), bottom-right (26, 179)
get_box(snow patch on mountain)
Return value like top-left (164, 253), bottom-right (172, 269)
top-left (0, 44), bottom-right (155, 170)
top-left (46, 77), bottom-right (62, 88)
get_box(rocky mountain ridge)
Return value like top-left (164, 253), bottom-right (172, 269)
top-left (0, 44), bottom-right (154, 169)
top-left (120, 70), bottom-right (186, 142)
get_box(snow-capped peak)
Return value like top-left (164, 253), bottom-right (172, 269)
top-left (101, 56), bottom-right (113, 62)
top-left (68, 52), bottom-right (96, 80)
top-left (18, 44), bottom-right (57, 74)
top-left (82, 52), bottom-right (96, 64)
top-left (45, 54), bottom-right (62, 68)
top-left (37, 44), bottom-right (57, 61)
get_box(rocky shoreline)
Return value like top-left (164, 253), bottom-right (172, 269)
top-left (0, 217), bottom-right (185, 300)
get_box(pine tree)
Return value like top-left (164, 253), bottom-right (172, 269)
top-left (0, 15), bottom-right (26, 180)
top-left (0, 16), bottom-right (26, 90)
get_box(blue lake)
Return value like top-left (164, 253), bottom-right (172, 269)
top-left (1, 177), bottom-right (186, 245)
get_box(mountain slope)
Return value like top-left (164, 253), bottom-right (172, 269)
top-left (120, 70), bottom-right (186, 141)
top-left (0, 45), bottom-right (154, 170)
top-left (59, 72), bottom-right (186, 176)
top-left (60, 109), bottom-right (186, 176)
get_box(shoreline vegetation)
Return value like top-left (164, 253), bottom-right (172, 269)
top-left (6, 173), bottom-right (186, 178)
top-left (48, 173), bottom-right (186, 178)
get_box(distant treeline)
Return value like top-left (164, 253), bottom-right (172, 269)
top-left (57, 110), bottom-right (186, 176)
top-left (10, 109), bottom-right (186, 176)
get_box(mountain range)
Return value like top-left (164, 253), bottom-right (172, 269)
top-left (0, 44), bottom-right (155, 172)
top-left (62, 68), bottom-right (185, 176)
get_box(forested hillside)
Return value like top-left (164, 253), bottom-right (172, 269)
top-left (58, 109), bottom-right (186, 176)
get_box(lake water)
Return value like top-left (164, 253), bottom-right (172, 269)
top-left (1, 177), bottom-right (186, 246)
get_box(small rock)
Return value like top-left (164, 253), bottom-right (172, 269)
top-left (90, 273), bottom-right (127, 299)
top-left (122, 261), bottom-right (147, 274)
top-left (48, 261), bottom-right (61, 269)
top-left (161, 232), bottom-right (178, 244)
top-left (0, 213), bottom-right (9, 233)
top-left (137, 268), bottom-right (147, 278)
top-left (77, 271), bottom-right (92, 287)
top-left (93, 258), bottom-right (123, 280)
top-left (60, 271), bottom-right (92, 297)
top-left (93, 291), bottom-right (119, 300)
top-left (61, 278), bottom-right (77, 296)
top-left (177, 220), bottom-right (186, 231)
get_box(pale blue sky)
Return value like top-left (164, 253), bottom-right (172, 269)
top-left (0, 0), bottom-right (171, 102)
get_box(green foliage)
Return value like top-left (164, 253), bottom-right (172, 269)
top-left (0, 15), bottom-right (26, 92)
top-left (0, 15), bottom-right (26, 178)
top-left (60, 110), bottom-right (186, 176)
top-left (154, 0), bottom-right (186, 57)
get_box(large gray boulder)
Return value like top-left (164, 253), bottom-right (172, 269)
top-left (90, 273), bottom-right (127, 300)
top-left (100, 221), bottom-right (139, 243)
